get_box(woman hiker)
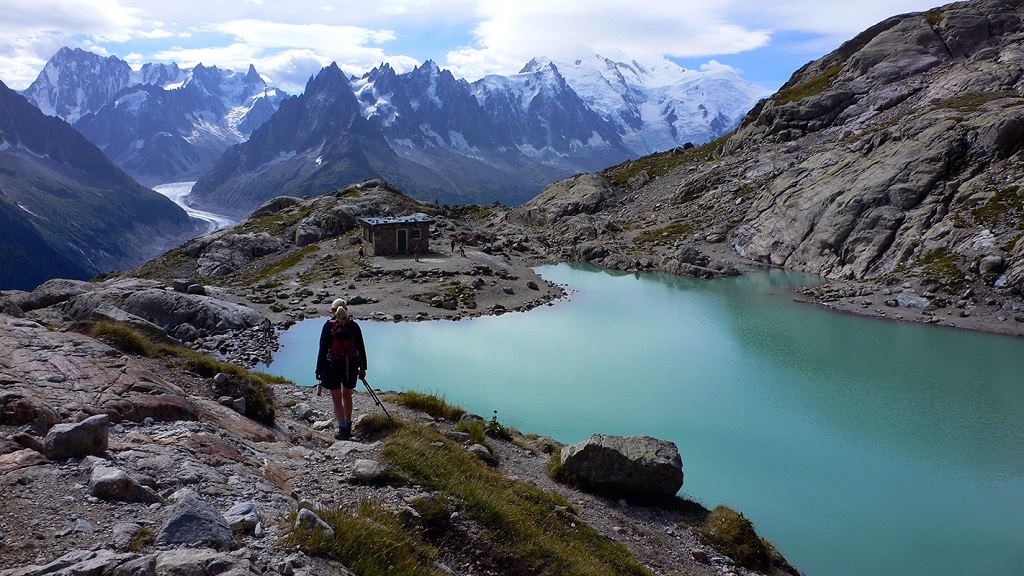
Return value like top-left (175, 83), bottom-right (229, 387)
top-left (315, 299), bottom-right (367, 440)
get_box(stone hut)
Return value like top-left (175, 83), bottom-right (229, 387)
top-left (359, 215), bottom-right (433, 256)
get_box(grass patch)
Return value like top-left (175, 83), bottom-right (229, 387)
top-left (633, 220), bottom-right (696, 248)
top-left (971, 185), bottom-right (1023, 228)
top-left (84, 320), bottom-right (282, 425)
top-left (246, 245), bottom-right (320, 283)
top-left (1004, 232), bottom-right (1024, 254)
top-left (774, 65), bottom-right (843, 106)
top-left (235, 203), bottom-right (317, 236)
top-left (88, 321), bottom-right (158, 356)
top-left (382, 422), bottom-right (651, 575)
top-left (924, 7), bottom-right (946, 25)
top-left (283, 501), bottom-right (444, 576)
top-left (298, 251), bottom-right (360, 284)
top-left (393, 390), bottom-right (466, 421)
top-left (915, 246), bottom-right (962, 285)
top-left (930, 91), bottom-right (1022, 113)
top-left (453, 418), bottom-right (488, 448)
top-left (357, 412), bottom-right (404, 439)
top-left (447, 205), bottom-right (496, 221)
top-left (601, 134), bottom-right (732, 188)
top-left (441, 280), bottom-right (475, 301)
top-left (697, 505), bottom-right (771, 572)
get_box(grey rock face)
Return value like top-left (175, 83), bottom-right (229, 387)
top-left (156, 492), bottom-right (236, 549)
top-left (716, 1), bottom-right (1024, 288)
top-left (0, 548), bottom-right (259, 576)
top-left (560, 434), bottom-right (684, 497)
top-left (42, 414), bottom-right (109, 460)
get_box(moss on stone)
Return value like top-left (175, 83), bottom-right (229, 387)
top-left (601, 135), bottom-right (732, 188)
top-left (774, 65), bottom-right (843, 106)
top-left (633, 221), bottom-right (696, 248)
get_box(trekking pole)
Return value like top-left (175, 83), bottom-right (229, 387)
top-left (360, 377), bottom-right (393, 420)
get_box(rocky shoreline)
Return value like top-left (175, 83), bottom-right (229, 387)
top-left (0, 311), bottom-right (803, 576)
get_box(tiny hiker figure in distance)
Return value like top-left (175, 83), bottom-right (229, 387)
top-left (315, 299), bottom-right (368, 440)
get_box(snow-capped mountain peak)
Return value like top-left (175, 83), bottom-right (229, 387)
top-left (21, 47), bottom-right (288, 185)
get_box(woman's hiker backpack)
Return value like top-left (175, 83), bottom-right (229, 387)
top-left (327, 319), bottom-right (359, 365)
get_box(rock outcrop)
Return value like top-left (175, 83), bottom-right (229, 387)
top-left (65, 278), bottom-right (265, 335)
top-left (494, 0), bottom-right (1024, 329)
top-left (559, 433), bottom-right (684, 497)
top-left (0, 312), bottom-right (765, 576)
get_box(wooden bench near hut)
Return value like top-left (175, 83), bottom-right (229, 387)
top-left (359, 215), bottom-right (433, 256)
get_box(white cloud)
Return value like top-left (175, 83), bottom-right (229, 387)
top-left (0, 0), bottom-right (953, 91)
top-left (442, 0), bottom-right (773, 80)
top-left (699, 60), bottom-right (742, 75)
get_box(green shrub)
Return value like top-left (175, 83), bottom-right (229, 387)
top-left (484, 409), bottom-right (513, 440)
top-left (697, 505), bottom-right (771, 571)
top-left (126, 527), bottom-right (155, 552)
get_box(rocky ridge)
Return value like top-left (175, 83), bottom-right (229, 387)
top-left (502, 0), bottom-right (1024, 336)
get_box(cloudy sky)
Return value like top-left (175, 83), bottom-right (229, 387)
top-left (2, 0), bottom-right (940, 94)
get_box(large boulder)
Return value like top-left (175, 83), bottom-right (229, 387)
top-left (42, 414), bottom-right (109, 460)
top-left (19, 278), bottom-right (96, 312)
top-left (196, 232), bottom-right (287, 277)
top-left (559, 434), bottom-right (683, 497)
top-left (514, 174), bottom-right (615, 226)
top-left (156, 492), bottom-right (236, 549)
top-left (119, 289), bottom-right (263, 333)
top-left (89, 465), bottom-right (163, 504)
top-left (66, 281), bottom-right (264, 334)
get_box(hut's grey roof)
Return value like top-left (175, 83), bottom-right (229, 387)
top-left (359, 214), bottom-right (433, 226)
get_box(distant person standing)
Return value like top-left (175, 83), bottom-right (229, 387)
top-left (450, 237), bottom-right (456, 253)
top-left (315, 299), bottom-right (367, 440)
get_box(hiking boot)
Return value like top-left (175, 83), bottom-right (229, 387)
top-left (335, 423), bottom-right (351, 441)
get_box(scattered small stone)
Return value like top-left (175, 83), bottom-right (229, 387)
top-left (351, 459), bottom-right (385, 482)
top-left (295, 508), bottom-right (334, 539)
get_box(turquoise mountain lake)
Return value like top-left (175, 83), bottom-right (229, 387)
top-left (258, 263), bottom-right (1024, 576)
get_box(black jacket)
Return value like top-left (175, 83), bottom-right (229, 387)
top-left (315, 318), bottom-right (367, 377)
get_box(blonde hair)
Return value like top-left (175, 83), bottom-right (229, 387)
top-left (331, 298), bottom-right (348, 321)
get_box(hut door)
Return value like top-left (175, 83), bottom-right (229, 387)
top-left (396, 229), bottom-right (408, 253)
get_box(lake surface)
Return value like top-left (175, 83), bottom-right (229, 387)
top-left (258, 263), bottom-right (1024, 576)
